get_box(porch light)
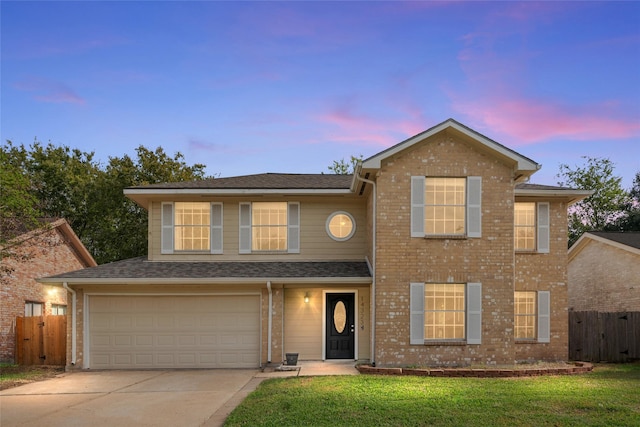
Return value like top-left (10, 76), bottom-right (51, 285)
top-left (304, 292), bottom-right (310, 304)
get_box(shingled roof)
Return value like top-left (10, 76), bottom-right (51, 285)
top-left (588, 232), bottom-right (640, 250)
top-left (128, 173), bottom-right (354, 190)
top-left (39, 257), bottom-right (372, 284)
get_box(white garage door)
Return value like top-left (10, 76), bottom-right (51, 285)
top-left (88, 295), bottom-right (260, 369)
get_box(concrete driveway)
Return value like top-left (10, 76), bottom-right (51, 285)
top-left (0, 369), bottom-right (260, 427)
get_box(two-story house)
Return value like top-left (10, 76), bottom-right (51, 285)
top-left (40, 118), bottom-right (589, 369)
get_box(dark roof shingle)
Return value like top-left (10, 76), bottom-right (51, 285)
top-left (589, 232), bottom-right (640, 250)
top-left (128, 173), bottom-right (353, 190)
top-left (41, 257), bottom-right (371, 281)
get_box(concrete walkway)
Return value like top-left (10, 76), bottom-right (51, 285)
top-left (0, 361), bottom-right (358, 427)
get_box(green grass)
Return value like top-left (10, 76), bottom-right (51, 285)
top-left (225, 363), bottom-right (640, 426)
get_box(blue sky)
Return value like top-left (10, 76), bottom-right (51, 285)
top-left (2, 1), bottom-right (639, 188)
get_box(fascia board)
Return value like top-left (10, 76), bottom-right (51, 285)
top-left (38, 277), bottom-right (373, 285)
top-left (362, 119), bottom-right (540, 173)
top-left (515, 188), bottom-right (593, 205)
top-left (124, 188), bottom-right (354, 196)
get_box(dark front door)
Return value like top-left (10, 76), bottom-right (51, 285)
top-left (326, 293), bottom-right (355, 359)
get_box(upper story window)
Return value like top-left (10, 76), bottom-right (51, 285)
top-left (515, 203), bottom-right (536, 251)
top-left (162, 202), bottom-right (223, 254)
top-left (514, 202), bottom-right (549, 253)
top-left (326, 211), bottom-right (356, 241)
top-left (252, 202), bottom-right (287, 251)
top-left (239, 202), bottom-right (300, 254)
top-left (175, 202), bottom-right (210, 251)
top-left (411, 176), bottom-right (482, 238)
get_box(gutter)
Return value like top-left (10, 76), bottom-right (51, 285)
top-left (267, 281), bottom-right (272, 364)
top-left (63, 282), bottom-right (77, 366)
top-left (355, 167), bottom-right (377, 367)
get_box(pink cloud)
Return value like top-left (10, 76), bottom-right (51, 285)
top-left (13, 77), bottom-right (86, 105)
top-left (453, 96), bottom-right (640, 144)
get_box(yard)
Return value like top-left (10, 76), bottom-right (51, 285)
top-left (0, 364), bottom-right (65, 390)
top-left (226, 363), bottom-right (640, 426)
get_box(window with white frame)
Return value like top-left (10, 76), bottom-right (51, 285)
top-left (326, 211), bottom-right (356, 241)
top-left (410, 282), bottom-right (482, 345)
top-left (514, 290), bottom-right (550, 343)
top-left (411, 176), bottom-right (481, 238)
top-left (175, 202), bottom-right (210, 251)
top-left (239, 202), bottom-right (300, 253)
top-left (51, 304), bottom-right (67, 315)
top-left (514, 291), bottom-right (536, 339)
top-left (161, 202), bottom-right (223, 254)
top-left (425, 283), bottom-right (466, 340)
top-left (514, 202), bottom-right (550, 253)
top-left (25, 301), bottom-right (43, 317)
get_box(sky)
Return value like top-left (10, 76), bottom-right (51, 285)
top-left (2, 1), bottom-right (639, 188)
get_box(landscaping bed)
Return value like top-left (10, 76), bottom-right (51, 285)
top-left (0, 364), bottom-right (65, 390)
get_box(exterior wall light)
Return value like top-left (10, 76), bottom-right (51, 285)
top-left (304, 292), bottom-right (310, 304)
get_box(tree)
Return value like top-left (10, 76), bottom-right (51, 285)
top-left (605, 171), bottom-right (640, 232)
top-left (326, 155), bottom-right (363, 174)
top-left (557, 156), bottom-right (629, 246)
top-left (1, 141), bottom-right (208, 265)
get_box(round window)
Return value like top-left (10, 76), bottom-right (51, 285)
top-left (326, 212), bottom-right (356, 241)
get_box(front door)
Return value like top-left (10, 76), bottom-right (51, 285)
top-left (326, 293), bottom-right (355, 359)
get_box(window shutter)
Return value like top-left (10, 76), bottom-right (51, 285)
top-left (161, 202), bottom-right (174, 254)
top-left (537, 202), bottom-right (550, 253)
top-left (411, 176), bottom-right (425, 237)
top-left (288, 202), bottom-right (300, 253)
top-left (210, 203), bottom-right (223, 254)
top-left (466, 282), bottom-right (482, 344)
top-left (538, 291), bottom-right (550, 343)
top-left (410, 282), bottom-right (425, 345)
top-left (239, 203), bottom-right (251, 254)
top-left (467, 176), bottom-right (482, 238)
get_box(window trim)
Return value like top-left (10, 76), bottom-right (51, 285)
top-left (411, 176), bottom-right (482, 238)
top-left (160, 202), bottom-right (224, 254)
top-left (514, 202), bottom-right (550, 253)
top-left (514, 290), bottom-right (551, 343)
top-left (410, 282), bottom-right (482, 345)
top-left (326, 211), bottom-right (356, 241)
top-left (239, 201), bottom-right (300, 254)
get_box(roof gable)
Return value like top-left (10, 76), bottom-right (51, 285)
top-left (361, 118), bottom-right (540, 180)
top-left (569, 231), bottom-right (640, 260)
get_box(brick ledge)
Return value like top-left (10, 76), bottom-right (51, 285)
top-left (356, 362), bottom-right (593, 377)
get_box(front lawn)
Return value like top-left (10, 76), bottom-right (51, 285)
top-left (226, 363), bottom-right (640, 426)
top-left (0, 364), bottom-right (64, 390)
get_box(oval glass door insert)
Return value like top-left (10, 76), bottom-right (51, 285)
top-left (333, 301), bottom-right (347, 333)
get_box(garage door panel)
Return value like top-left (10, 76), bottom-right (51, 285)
top-left (89, 295), bottom-right (260, 369)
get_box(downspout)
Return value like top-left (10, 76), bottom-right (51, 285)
top-left (62, 282), bottom-right (76, 365)
top-left (267, 281), bottom-right (272, 364)
top-left (355, 172), bottom-right (377, 367)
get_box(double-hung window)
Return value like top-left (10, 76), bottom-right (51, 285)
top-left (410, 282), bottom-right (482, 344)
top-left (239, 202), bottom-right (300, 253)
top-left (411, 176), bottom-right (482, 238)
top-left (514, 202), bottom-right (549, 253)
top-left (514, 291), bottom-right (550, 343)
top-left (161, 202), bottom-right (223, 254)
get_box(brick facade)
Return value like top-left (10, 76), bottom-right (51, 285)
top-left (0, 223), bottom-right (92, 363)
top-left (568, 237), bottom-right (640, 312)
top-left (371, 131), bottom-right (570, 366)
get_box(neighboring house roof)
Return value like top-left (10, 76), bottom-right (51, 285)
top-left (39, 257), bottom-right (372, 284)
top-left (569, 231), bottom-right (640, 260)
top-left (360, 118), bottom-right (540, 180)
top-left (125, 173), bottom-right (356, 209)
top-left (515, 183), bottom-right (593, 205)
top-left (3, 218), bottom-right (97, 268)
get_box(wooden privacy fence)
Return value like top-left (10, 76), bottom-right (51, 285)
top-left (15, 315), bottom-right (66, 365)
top-left (569, 311), bottom-right (640, 363)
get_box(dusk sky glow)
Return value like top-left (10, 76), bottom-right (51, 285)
top-left (2, 1), bottom-right (639, 188)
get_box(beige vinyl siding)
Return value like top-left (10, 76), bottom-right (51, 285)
top-left (284, 288), bottom-right (323, 359)
top-left (148, 197), bottom-right (368, 261)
